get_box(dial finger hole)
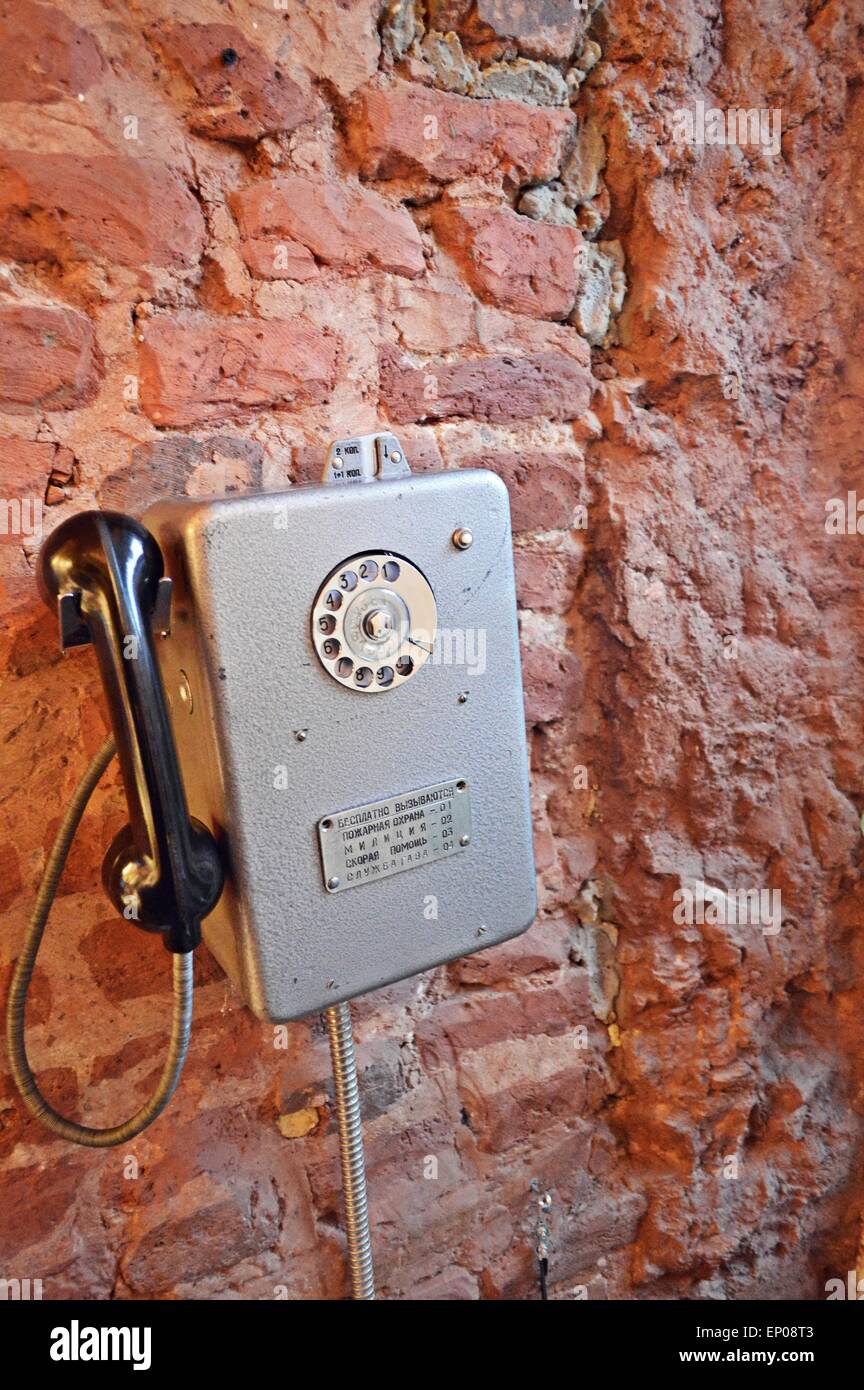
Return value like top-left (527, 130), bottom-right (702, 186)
top-left (325, 589), bottom-right (342, 610)
top-left (382, 560), bottom-right (400, 583)
top-left (376, 665), bottom-right (394, 687)
top-left (318, 614), bottom-right (336, 635)
top-left (358, 559), bottom-right (379, 582)
top-left (336, 657), bottom-right (354, 678)
top-left (354, 666), bottom-right (373, 688)
top-left (339, 570), bottom-right (358, 591)
top-left (395, 654), bottom-right (413, 677)
top-left (322, 638), bottom-right (340, 659)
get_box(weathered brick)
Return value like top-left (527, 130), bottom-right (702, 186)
top-left (122, 1181), bottom-right (280, 1292)
top-left (0, 153), bottom-right (206, 271)
top-left (427, 0), bottom-right (588, 63)
top-left (138, 312), bottom-right (338, 427)
top-left (1, 1156), bottom-right (83, 1256)
top-left (432, 202), bottom-right (582, 320)
top-left (521, 639), bottom-right (583, 723)
top-left (379, 343), bottom-right (592, 424)
top-left (0, 0), bottom-right (105, 103)
top-left (287, 0), bottom-right (381, 98)
top-left (515, 543), bottom-right (584, 611)
top-left (0, 841), bottom-right (23, 914)
top-left (413, 1267), bottom-right (480, 1299)
top-left (457, 452), bottom-right (585, 531)
top-left (415, 980), bottom-right (585, 1071)
top-left (346, 79), bottom-right (573, 185)
top-left (0, 439), bottom-right (61, 494)
top-left (90, 1032), bottom-right (166, 1085)
top-left (41, 795), bottom-right (125, 895)
top-left (459, 1034), bottom-right (590, 1151)
top-left (78, 915), bottom-right (220, 1003)
top-left (238, 236), bottom-right (318, 284)
top-left (355, 1038), bottom-right (409, 1121)
top-left (45, 444), bottom-right (77, 504)
top-left (448, 918), bottom-right (570, 986)
top-left (198, 245), bottom-right (253, 313)
top-left (148, 21), bottom-right (317, 144)
top-left (390, 276), bottom-right (475, 353)
top-left (472, 0), bottom-right (587, 62)
top-left (0, 304), bottom-right (102, 410)
top-left (99, 434), bottom-right (264, 511)
top-left (231, 175), bottom-right (424, 280)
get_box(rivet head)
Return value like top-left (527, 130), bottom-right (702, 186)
top-left (327, 876), bottom-right (340, 891)
top-left (459, 834), bottom-right (470, 847)
top-left (458, 691), bottom-right (469, 704)
top-left (221, 47), bottom-right (239, 66)
top-left (295, 729), bottom-right (307, 742)
top-left (452, 527), bottom-right (473, 550)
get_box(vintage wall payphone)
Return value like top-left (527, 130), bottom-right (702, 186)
top-left (6, 433), bottom-right (536, 1299)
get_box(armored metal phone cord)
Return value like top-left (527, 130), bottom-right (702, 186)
top-left (7, 733), bottom-right (374, 1296)
top-left (325, 1002), bottom-right (375, 1299)
top-left (5, 734), bottom-right (194, 1148)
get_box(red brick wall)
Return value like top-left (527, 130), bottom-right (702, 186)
top-left (1, 0), bottom-right (863, 1300)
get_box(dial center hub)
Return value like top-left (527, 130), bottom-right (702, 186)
top-left (363, 609), bottom-right (392, 642)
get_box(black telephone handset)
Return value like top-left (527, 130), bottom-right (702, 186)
top-left (38, 510), bottom-right (223, 952)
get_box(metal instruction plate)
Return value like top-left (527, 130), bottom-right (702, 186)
top-left (318, 778), bottom-right (472, 894)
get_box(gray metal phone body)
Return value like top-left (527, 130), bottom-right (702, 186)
top-left (144, 465), bottom-right (536, 1022)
